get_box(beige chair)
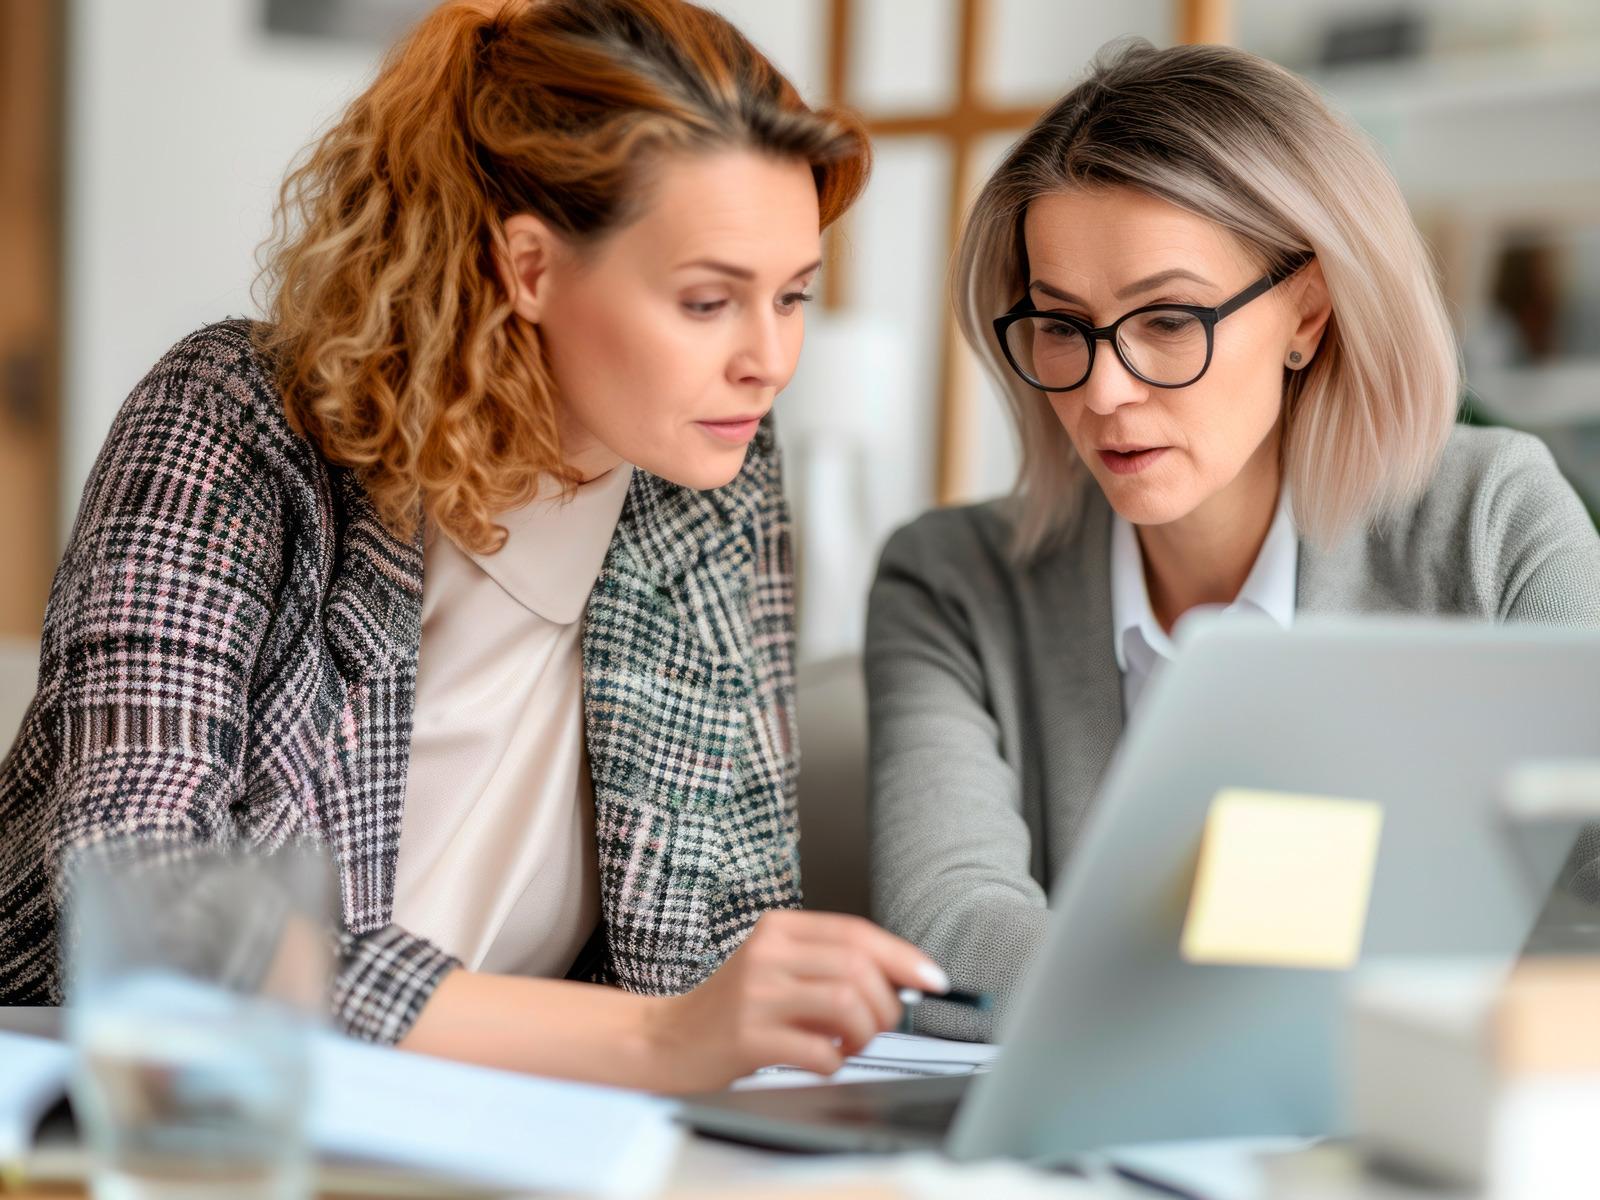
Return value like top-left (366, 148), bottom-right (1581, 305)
top-left (0, 638), bottom-right (40, 759)
top-left (795, 654), bottom-right (871, 918)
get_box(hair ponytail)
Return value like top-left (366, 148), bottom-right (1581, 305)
top-left (255, 0), bottom-right (868, 553)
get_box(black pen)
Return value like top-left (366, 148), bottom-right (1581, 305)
top-left (897, 986), bottom-right (993, 1011)
top-left (896, 986), bottom-right (992, 1034)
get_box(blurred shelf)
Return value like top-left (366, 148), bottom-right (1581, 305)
top-left (1471, 360), bottom-right (1600, 428)
top-left (1306, 40), bottom-right (1600, 118)
top-left (1470, 360), bottom-right (1600, 510)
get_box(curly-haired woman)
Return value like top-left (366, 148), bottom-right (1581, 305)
top-left (0, 0), bottom-right (946, 1090)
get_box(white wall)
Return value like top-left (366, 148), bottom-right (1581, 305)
top-left (63, 0), bottom-right (381, 528)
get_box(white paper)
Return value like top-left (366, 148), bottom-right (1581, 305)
top-left (308, 1032), bottom-right (681, 1197)
top-left (2, 1024), bottom-right (681, 1197)
top-left (732, 1031), bottom-right (999, 1090)
top-left (0, 1031), bottom-right (73, 1166)
top-left (1105, 1136), bottom-right (1313, 1200)
top-left (1492, 1077), bottom-right (1600, 1199)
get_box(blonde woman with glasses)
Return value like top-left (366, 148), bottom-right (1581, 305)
top-left (866, 40), bottom-right (1600, 1041)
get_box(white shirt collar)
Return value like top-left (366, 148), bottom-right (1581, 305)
top-left (464, 463), bottom-right (634, 625)
top-left (1111, 490), bottom-right (1298, 674)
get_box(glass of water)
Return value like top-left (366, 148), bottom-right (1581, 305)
top-left (64, 841), bottom-right (334, 1200)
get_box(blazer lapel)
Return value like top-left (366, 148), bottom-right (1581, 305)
top-left (315, 467), bottom-right (424, 934)
top-left (581, 431), bottom-right (773, 991)
top-left (583, 456), bottom-right (763, 799)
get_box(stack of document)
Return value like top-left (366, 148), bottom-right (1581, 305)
top-left (732, 1031), bottom-right (999, 1090)
top-left (0, 1028), bottom-right (680, 1197)
top-left (308, 1032), bottom-right (681, 1195)
top-left (0, 1032), bottom-right (72, 1169)
top-left (1104, 1137), bottom-right (1314, 1200)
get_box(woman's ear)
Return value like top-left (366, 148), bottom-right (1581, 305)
top-left (499, 213), bottom-right (562, 323)
top-left (1287, 257), bottom-right (1333, 367)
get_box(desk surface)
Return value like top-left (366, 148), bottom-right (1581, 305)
top-left (6, 1146), bottom-right (1117, 1200)
top-left (1, 1008), bottom-right (1457, 1199)
top-left (2, 1008), bottom-right (1108, 1198)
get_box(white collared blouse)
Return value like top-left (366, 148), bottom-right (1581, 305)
top-left (1109, 491), bottom-right (1298, 717)
top-left (392, 464), bottom-right (634, 977)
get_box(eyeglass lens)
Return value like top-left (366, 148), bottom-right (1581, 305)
top-left (1005, 308), bottom-right (1209, 389)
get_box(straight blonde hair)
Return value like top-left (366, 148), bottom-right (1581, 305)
top-left (952, 39), bottom-right (1460, 559)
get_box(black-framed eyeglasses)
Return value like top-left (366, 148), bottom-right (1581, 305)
top-left (992, 252), bottom-right (1314, 393)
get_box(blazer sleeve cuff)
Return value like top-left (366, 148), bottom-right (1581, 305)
top-left (332, 923), bottom-right (460, 1045)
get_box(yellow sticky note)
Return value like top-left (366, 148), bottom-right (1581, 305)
top-left (1180, 788), bottom-right (1383, 970)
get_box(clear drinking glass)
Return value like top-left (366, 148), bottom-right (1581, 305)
top-left (64, 841), bottom-right (335, 1200)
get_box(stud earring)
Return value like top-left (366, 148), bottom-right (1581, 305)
top-left (1287, 351), bottom-right (1303, 366)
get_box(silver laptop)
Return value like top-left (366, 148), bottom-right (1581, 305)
top-left (680, 619), bottom-right (1600, 1161)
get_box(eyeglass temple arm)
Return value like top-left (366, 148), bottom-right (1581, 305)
top-left (1215, 251), bottom-right (1315, 321)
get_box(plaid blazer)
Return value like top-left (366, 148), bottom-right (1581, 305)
top-left (0, 321), bottom-right (801, 1041)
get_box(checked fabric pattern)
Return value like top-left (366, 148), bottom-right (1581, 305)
top-left (0, 320), bottom-right (801, 1039)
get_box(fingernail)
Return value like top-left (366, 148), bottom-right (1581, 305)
top-left (917, 962), bottom-right (950, 994)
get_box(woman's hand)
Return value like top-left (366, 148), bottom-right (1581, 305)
top-left (398, 911), bottom-right (946, 1094)
top-left (639, 910), bottom-right (949, 1093)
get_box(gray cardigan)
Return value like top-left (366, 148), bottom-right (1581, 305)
top-left (865, 425), bottom-right (1600, 1040)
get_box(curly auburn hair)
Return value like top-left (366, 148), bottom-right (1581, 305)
top-left (253, 0), bottom-right (870, 554)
